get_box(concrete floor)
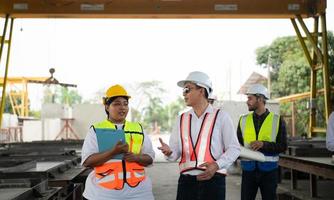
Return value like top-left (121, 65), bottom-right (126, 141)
top-left (147, 162), bottom-right (246, 200)
top-left (147, 162), bottom-right (334, 200)
top-left (141, 135), bottom-right (334, 200)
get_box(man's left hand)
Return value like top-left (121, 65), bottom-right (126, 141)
top-left (250, 141), bottom-right (264, 151)
top-left (196, 162), bottom-right (219, 181)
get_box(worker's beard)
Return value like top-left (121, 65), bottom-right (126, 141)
top-left (248, 101), bottom-right (259, 112)
top-left (248, 106), bottom-right (257, 111)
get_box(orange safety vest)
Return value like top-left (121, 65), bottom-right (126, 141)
top-left (93, 120), bottom-right (146, 190)
top-left (179, 108), bottom-right (227, 174)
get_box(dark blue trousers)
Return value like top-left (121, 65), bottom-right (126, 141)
top-left (176, 173), bottom-right (226, 200)
top-left (241, 169), bottom-right (278, 200)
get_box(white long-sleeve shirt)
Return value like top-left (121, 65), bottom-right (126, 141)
top-left (167, 104), bottom-right (241, 175)
top-left (326, 112), bottom-right (334, 151)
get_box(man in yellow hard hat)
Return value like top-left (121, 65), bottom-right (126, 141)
top-left (81, 84), bottom-right (155, 200)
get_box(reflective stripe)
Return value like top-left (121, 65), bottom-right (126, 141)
top-left (264, 156), bottom-right (279, 162)
top-left (240, 115), bottom-right (247, 138)
top-left (241, 156), bottom-right (278, 162)
top-left (242, 112), bottom-right (280, 143)
top-left (125, 171), bottom-right (145, 178)
top-left (97, 174), bottom-right (116, 183)
top-left (179, 109), bottom-right (220, 173)
top-left (180, 113), bottom-right (191, 164)
top-left (271, 114), bottom-right (279, 141)
top-left (93, 119), bottom-right (146, 190)
top-left (97, 172), bottom-right (123, 183)
top-left (197, 112), bottom-right (216, 162)
top-left (134, 171), bottom-right (145, 178)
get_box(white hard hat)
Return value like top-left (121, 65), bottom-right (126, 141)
top-left (177, 71), bottom-right (212, 95)
top-left (246, 84), bottom-right (269, 99)
top-left (208, 93), bottom-right (217, 100)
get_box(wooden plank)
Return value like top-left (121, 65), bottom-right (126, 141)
top-left (279, 156), bottom-right (334, 179)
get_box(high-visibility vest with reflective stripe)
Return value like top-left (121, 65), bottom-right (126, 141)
top-left (239, 112), bottom-right (280, 171)
top-left (179, 108), bottom-right (227, 174)
top-left (93, 120), bottom-right (145, 190)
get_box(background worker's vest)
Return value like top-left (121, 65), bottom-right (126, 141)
top-left (93, 120), bottom-right (145, 190)
top-left (179, 108), bottom-right (227, 175)
top-left (239, 112), bottom-right (280, 171)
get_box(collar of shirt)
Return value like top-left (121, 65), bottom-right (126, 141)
top-left (188, 104), bottom-right (214, 119)
top-left (252, 109), bottom-right (270, 134)
top-left (253, 108), bottom-right (270, 121)
top-left (115, 124), bottom-right (124, 130)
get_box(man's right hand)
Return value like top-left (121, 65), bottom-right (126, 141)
top-left (157, 137), bottom-right (172, 156)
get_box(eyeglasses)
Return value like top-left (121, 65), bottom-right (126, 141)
top-left (183, 87), bottom-right (198, 94)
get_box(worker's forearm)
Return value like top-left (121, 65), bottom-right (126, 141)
top-left (83, 149), bottom-right (117, 168)
top-left (262, 141), bottom-right (287, 154)
top-left (137, 154), bottom-right (153, 167)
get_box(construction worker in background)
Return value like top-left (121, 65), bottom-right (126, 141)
top-left (158, 71), bottom-right (240, 200)
top-left (326, 111), bottom-right (334, 152)
top-left (208, 93), bottom-right (217, 105)
top-left (237, 83), bottom-right (287, 200)
top-left (81, 84), bottom-right (155, 200)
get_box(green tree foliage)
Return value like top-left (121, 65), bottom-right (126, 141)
top-left (275, 51), bottom-right (310, 97)
top-left (43, 86), bottom-right (82, 106)
top-left (3, 95), bottom-right (14, 113)
top-left (130, 107), bottom-right (141, 123)
top-left (255, 31), bottom-right (334, 136)
top-left (165, 96), bottom-right (187, 125)
top-left (58, 87), bottom-right (82, 105)
top-left (130, 81), bottom-right (186, 133)
top-left (42, 87), bottom-right (55, 104)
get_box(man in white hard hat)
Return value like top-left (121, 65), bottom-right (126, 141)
top-left (237, 83), bottom-right (287, 200)
top-left (158, 71), bottom-right (240, 200)
top-left (208, 93), bottom-right (218, 105)
top-left (326, 110), bottom-right (334, 152)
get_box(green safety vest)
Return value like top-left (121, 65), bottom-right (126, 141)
top-left (93, 119), bottom-right (144, 154)
top-left (239, 112), bottom-right (280, 171)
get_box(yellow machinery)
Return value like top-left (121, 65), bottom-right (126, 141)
top-left (276, 87), bottom-right (334, 137)
top-left (0, 0), bottom-right (332, 137)
top-left (0, 68), bottom-right (77, 117)
top-left (0, 0), bottom-right (327, 18)
top-left (0, 77), bottom-right (48, 117)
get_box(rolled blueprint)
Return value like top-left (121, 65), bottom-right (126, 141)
top-left (240, 146), bottom-right (266, 162)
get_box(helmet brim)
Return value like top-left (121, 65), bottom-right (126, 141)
top-left (177, 80), bottom-right (211, 96)
top-left (177, 80), bottom-right (188, 88)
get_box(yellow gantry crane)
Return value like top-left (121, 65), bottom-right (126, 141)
top-left (0, 0), bottom-right (332, 137)
top-left (0, 68), bottom-right (77, 118)
top-left (0, 76), bottom-right (48, 117)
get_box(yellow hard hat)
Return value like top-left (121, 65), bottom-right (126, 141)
top-left (105, 84), bottom-right (131, 99)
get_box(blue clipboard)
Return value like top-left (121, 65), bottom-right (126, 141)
top-left (96, 129), bottom-right (125, 159)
